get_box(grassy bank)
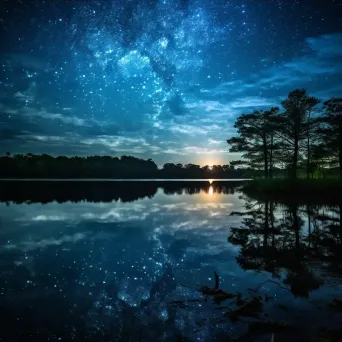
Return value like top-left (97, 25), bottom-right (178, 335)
top-left (243, 178), bottom-right (342, 204)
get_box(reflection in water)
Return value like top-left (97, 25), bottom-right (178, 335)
top-left (0, 180), bottom-right (242, 204)
top-left (1, 182), bottom-right (342, 341)
top-left (228, 198), bottom-right (342, 299)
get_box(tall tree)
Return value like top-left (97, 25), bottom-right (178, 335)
top-left (319, 98), bottom-right (342, 177)
top-left (276, 89), bottom-right (320, 179)
top-left (304, 103), bottom-right (322, 179)
top-left (227, 107), bottom-right (279, 179)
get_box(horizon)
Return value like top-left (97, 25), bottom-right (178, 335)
top-left (0, 152), bottom-right (234, 168)
top-left (1, 0), bottom-right (341, 164)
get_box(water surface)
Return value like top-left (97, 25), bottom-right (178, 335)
top-left (1, 181), bottom-right (342, 341)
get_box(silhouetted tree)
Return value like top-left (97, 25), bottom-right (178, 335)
top-left (319, 98), bottom-right (342, 177)
top-left (227, 107), bottom-right (279, 178)
top-left (276, 89), bottom-right (320, 179)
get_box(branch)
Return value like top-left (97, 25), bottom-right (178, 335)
top-left (273, 131), bottom-right (295, 146)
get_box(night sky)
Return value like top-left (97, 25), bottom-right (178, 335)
top-left (1, 0), bottom-right (341, 166)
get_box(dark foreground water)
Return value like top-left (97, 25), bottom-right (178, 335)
top-left (1, 181), bottom-right (342, 341)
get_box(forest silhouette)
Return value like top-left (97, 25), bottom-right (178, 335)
top-left (0, 154), bottom-right (244, 179)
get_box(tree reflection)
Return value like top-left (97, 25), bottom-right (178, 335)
top-left (228, 197), bottom-right (342, 298)
top-left (0, 180), bottom-right (243, 204)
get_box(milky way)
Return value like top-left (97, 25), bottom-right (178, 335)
top-left (42, 0), bottom-right (231, 119)
top-left (0, 0), bottom-right (342, 164)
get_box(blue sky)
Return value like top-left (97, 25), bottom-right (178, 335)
top-left (0, 0), bottom-right (342, 166)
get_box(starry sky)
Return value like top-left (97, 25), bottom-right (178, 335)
top-left (1, 0), bottom-right (342, 166)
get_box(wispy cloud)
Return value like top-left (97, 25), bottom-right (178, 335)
top-left (3, 105), bottom-right (117, 129)
top-left (208, 139), bottom-right (222, 145)
top-left (186, 100), bottom-right (233, 112)
top-left (253, 34), bottom-right (342, 90)
top-left (183, 146), bottom-right (229, 154)
top-left (307, 33), bottom-right (342, 57)
top-left (81, 135), bottom-right (165, 155)
top-left (184, 96), bottom-right (278, 120)
top-left (31, 110), bottom-right (87, 126)
top-left (200, 32), bottom-right (342, 96)
top-left (169, 124), bottom-right (209, 135)
top-left (227, 96), bottom-right (278, 109)
top-left (5, 233), bottom-right (89, 252)
top-left (5, 52), bottom-right (50, 71)
top-left (200, 81), bottom-right (246, 97)
top-left (82, 136), bottom-right (149, 148)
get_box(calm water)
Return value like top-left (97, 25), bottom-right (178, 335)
top-left (1, 181), bottom-right (342, 341)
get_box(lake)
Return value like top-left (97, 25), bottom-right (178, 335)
top-left (1, 181), bottom-right (342, 341)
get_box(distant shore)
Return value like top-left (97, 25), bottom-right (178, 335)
top-left (0, 178), bottom-right (249, 181)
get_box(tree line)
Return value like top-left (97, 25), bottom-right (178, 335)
top-left (0, 153), bottom-right (245, 179)
top-left (227, 90), bottom-right (342, 179)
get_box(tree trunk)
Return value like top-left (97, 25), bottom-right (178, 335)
top-left (339, 202), bottom-right (342, 246)
top-left (307, 205), bottom-right (311, 248)
top-left (292, 137), bottom-right (299, 179)
top-left (306, 111), bottom-right (311, 179)
top-left (263, 136), bottom-right (268, 179)
top-left (307, 132), bottom-right (310, 179)
top-left (292, 205), bottom-right (300, 252)
top-left (264, 201), bottom-right (269, 248)
top-left (339, 128), bottom-right (342, 178)
top-left (269, 134), bottom-right (273, 179)
top-left (270, 201), bottom-right (275, 248)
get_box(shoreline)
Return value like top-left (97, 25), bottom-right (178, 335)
top-left (243, 178), bottom-right (342, 204)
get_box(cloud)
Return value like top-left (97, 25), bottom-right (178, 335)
top-left (0, 132), bottom-right (163, 158)
top-left (33, 215), bottom-right (67, 222)
top-left (79, 135), bottom-right (167, 156)
top-left (14, 91), bottom-right (34, 103)
top-left (200, 32), bottom-right (342, 96)
top-left (81, 136), bottom-right (150, 152)
top-left (208, 139), bottom-right (221, 145)
top-left (200, 80), bottom-right (247, 97)
top-left (3, 52), bottom-right (50, 71)
top-left (168, 124), bottom-right (209, 135)
top-left (183, 146), bottom-right (229, 154)
top-left (307, 33), bottom-right (342, 57)
top-left (3, 105), bottom-right (87, 127)
top-left (0, 127), bottom-right (31, 141)
top-left (31, 135), bottom-right (71, 143)
top-left (252, 33), bottom-right (342, 89)
top-left (32, 110), bottom-right (87, 126)
top-left (20, 107), bottom-right (118, 129)
top-left (184, 96), bottom-right (277, 120)
top-left (313, 83), bottom-right (342, 99)
top-left (163, 148), bottom-right (186, 155)
top-left (4, 233), bottom-right (89, 252)
top-left (186, 100), bottom-right (233, 113)
top-left (227, 97), bottom-right (278, 108)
